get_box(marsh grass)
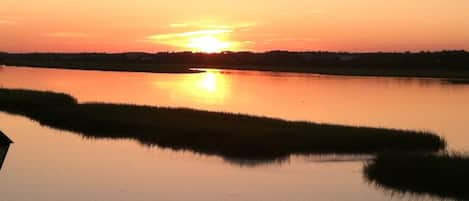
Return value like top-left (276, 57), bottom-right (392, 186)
top-left (364, 153), bottom-right (469, 200)
top-left (0, 88), bottom-right (446, 159)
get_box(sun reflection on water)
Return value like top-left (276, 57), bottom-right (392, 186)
top-left (190, 70), bottom-right (229, 104)
top-left (200, 71), bottom-right (218, 91)
top-left (154, 69), bottom-right (230, 106)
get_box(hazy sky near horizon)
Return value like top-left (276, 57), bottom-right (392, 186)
top-left (1, 0), bottom-right (469, 52)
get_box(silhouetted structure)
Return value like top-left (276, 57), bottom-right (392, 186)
top-left (0, 130), bottom-right (13, 171)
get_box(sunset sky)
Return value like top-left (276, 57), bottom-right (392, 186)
top-left (1, 0), bottom-right (469, 53)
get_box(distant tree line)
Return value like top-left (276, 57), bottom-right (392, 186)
top-left (1, 50), bottom-right (468, 69)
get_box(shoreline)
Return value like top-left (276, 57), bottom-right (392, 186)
top-left (2, 61), bottom-right (469, 80)
top-left (2, 50), bottom-right (469, 79)
top-left (197, 64), bottom-right (469, 80)
top-left (1, 62), bottom-right (201, 74)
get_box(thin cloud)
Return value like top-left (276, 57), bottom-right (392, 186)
top-left (169, 23), bottom-right (190, 28)
top-left (272, 38), bottom-right (320, 42)
top-left (168, 21), bottom-right (256, 30)
top-left (43, 32), bottom-right (89, 38)
top-left (146, 29), bottom-right (242, 51)
top-left (0, 20), bottom-right (14, 25)
top-left (310, 10), bottom-right (324, 15)
top-left (0, 17), bottom-right (19, 25)
top-left (148, 29), bottom-right (232, 40)
top-left (148, 21), bottom-right (256, 51)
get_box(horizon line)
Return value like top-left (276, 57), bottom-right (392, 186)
top-left (1, 49), bottom-right (468, 55)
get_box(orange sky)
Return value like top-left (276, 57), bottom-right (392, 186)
top-left (1, 0), bottom-right (469, 53)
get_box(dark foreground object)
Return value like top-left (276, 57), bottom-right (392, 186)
top-left (0, 130), bottom-right (13, 145)
top-left (0, 130), bottom-right (13, 171)
top-left (364, 153), bottom-right (469, 200)
top-left (0, 88), bottom-right (446, 159)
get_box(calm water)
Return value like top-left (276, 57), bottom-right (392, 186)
top-left (1, 66), bottom-right (469, 201)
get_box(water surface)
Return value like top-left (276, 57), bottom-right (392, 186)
top-left (1, 66), bottom-right (469, 201)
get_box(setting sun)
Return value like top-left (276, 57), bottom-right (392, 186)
top-left (187, 36), bottom-right (230, 53)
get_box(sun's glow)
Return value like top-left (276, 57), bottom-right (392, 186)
top-left (192, 70), bottom-right (229, 103)
top-left (201, 71), bottom-right (218, 91)
top-left (187, 36), bottom-right (231, 53)
top-left (163, 70), bottom-right (230, 104)
top-left (153, 70), bottom-right (230, 105)
top-left (147, 26), bottom-right (242, 52)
